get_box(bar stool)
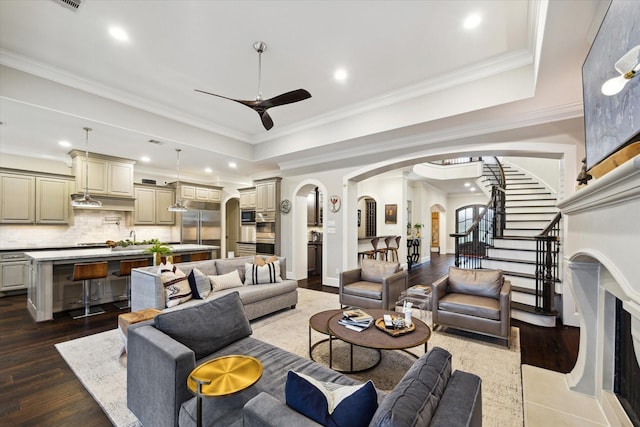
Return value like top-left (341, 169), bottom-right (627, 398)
top-left (378, 236), bottom-right (393, 261)
top-left (387, 236), bottom-right (401, 262)
top-left (363, 237), bottom-right (380, 260)
top-left (190, 252), bottom-right (210, 261)
top-left (112, 258), bottom-right (148, 309)
top-left (68, 261), bottom-right (108, 319)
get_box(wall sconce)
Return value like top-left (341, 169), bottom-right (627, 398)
top-left (601, 45), bottom-right (639, 96)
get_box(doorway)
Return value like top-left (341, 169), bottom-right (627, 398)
top-left (225, 198), bottom-right (240, 258)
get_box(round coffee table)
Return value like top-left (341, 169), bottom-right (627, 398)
top-left (327, 308), bottom-right (431, 373)
top-left (188, 355), bottom-right (263, 427)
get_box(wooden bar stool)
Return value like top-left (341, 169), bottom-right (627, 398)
top-left (378, 236), bottom-right (393, 261)
top-left (363, 237), bottom-right (380, 259)
top-left (68, 261), bottom-right (108, 319)
top-left (190, 252), bottom-right (210, 261)
top-left (387, 236), bottom-right (401, 262)
top-left (112, 258), bottom-right (148, 310)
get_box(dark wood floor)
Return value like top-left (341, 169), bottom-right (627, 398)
top-left (0, 253), bottom-right (579, 426)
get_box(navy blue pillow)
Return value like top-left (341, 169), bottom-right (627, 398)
top-left (285, 371), bottom-right (377, 427)
top-left (187, 268), bottom-right (211, 299)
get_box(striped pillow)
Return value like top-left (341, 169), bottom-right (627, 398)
top-left (244, 262), bottom-right (283, 285)
top-left (160, 267), bottom-right (192, 308)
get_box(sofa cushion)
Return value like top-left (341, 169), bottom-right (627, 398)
top-left (245, 262), bottom-right (283, 285)
top-left (370, 347), bottom-right (452, 426)
top-left (439, 293), bottom-right (501, 320)
top-left (448, 267), bottom-right (503, 299)
top-left (209, 269), bottom-right (244, 292)
top-left (187, 268), bottom-right (211, 299)
top-left (342, 281), bottom-right (382, 300)
top-left (215, 256), bottom-right (253, 282)
top-left (154, 292), bottom-right (252, 359)
top-left (285, 371), bottom-right (378, 427)
top-left (160, 267), bottom-right (192, 308)
top-left (360, 259), bottom-right (400, 283)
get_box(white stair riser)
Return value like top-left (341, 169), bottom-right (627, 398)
top-left (493, 239), bottom-right (537, 250)
top-left (512, 292), bottom-right (537, 306)
top-left (506, 213), bottom-right (557, 221)
top-left (505, 181), bottom-right (538, 187)
top-left (506, 220), bottom-right (550, 229)
top-left (505, 275), bottom-right (536, 289)
top-left (506, 206), bottom-right (558, 214)
top-left (482, 259), bottom-right (536, 275)
top-left (506, 199), bottom-right (557, 207)
top-left (511, 309), bottom-right (556, 327)
top-left (487, 248), bottom-right (536, 261)
top-left (507, 193), bottom-right (553, 201)
top-left (504, 229), bottom-right (542, 237)
top-left (506, 188), bottom-right (547, 194)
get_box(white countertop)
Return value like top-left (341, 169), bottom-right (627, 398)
top-left (25, 244), bottom-right (219, 262)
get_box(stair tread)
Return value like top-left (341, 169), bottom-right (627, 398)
top-left (484, 257), bottom-right (538, 265)
top-left (504, 271), bottom-right (561, 282)
top-left (495, 236), bottom-right (537, 241)
top-left (511, 302), bottom-right (558, 316)
top-left (488, 247), bottom-right (537, 252)
top-left (511, 285), bottom-right (560, 295)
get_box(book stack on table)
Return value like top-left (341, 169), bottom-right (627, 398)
top-left (339, 308), bottom-right (374, 332)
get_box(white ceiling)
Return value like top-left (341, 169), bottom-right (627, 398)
top-left (0, 0), bottom-right (607, 189)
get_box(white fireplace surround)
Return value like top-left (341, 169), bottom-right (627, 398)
top-left (558, 155), bottom-right (640, 425)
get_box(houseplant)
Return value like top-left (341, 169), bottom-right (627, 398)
top-left (144, 240), bottom-right (173, 266)
top-left (413, 223), bottom-right (424, 237)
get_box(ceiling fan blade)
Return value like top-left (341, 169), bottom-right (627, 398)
top-left (259, 89), bottom-right (311, 108)
top-left (259, 110), bottom-right (274, 130)
top-left (195, 89), bottom-right (258, 108)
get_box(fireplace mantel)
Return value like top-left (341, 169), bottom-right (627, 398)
top-left (557, 155), bottom-right (640, 425)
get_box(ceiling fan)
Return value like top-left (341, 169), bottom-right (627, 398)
top-left (195, 41), bottom-right (311, 130)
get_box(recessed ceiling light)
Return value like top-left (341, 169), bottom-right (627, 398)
top-left (109, 26), bottom-right (129, 42)
top-left (140, 156), bottom-right (150, 163)
top-left (334, 68), bottom-right (348, 82)
top-left (470, 187), bottom-right (476, 192)
top-left (464, 182), bottom-right (471, 187)
top-left (228, 162), bottom-right (237, 169)
top-left (463, 14), bottom-right (482, 29)
top-left (204, 167), bottom-right (213, 173)
top-left (58, 140), bottom-right (71, 148)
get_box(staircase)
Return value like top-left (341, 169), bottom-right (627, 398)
top-left (479, 163), bottom-right (560, 327)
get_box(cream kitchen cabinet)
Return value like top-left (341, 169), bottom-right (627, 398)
top-left (0, 171), bottom-right (71, 224)
top-left (0, 253), bottom-right (29, 293)
top-left (178, 182), bottom-right (222, 203)
top-left (239, 187), bottom-right (257, 209)
top-left (70, 150), bottom-right (135, 198)
top-left (134, 185), bottom-right (175, 225)
top-left (255, 178), bottom-right (280, 213)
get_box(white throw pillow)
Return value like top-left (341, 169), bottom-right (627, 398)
top-left (208, 269), bottom-right (244, 292)
top-left (244, 262), bottom-right (283, 285)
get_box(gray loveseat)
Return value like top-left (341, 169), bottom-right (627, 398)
top-left (130, 255), bottom-right (297, 320)
top-left (127, 292), bottom-right (482, 427)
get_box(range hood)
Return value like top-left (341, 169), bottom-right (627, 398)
top-left (70, 193), bottom-right (135, 211)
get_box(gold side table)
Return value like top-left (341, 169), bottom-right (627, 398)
top-left (187, 355), bottom-right (263, 427)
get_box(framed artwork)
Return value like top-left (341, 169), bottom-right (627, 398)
top-left (582, 0), bottom-right (640, 171)
top-left (385, 204), bottom-right (397, 224)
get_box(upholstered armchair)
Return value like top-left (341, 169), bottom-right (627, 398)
top-left (432, 266), bottom-right (511, 347)
top-left (339, 259), bottom-right (408, 310)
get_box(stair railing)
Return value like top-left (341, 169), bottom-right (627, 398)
top-left (451, 157), bottom-right (506, 268)
top-left (534, 212), bottom-right (561, 314)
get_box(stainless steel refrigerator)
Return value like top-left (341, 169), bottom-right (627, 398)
top-left (181, 201), bottom-right (221, 247)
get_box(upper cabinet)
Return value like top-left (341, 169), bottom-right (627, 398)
top-left (178, 182), bottom-right (222, 203)
top-left (70, 150), bottom-right (135, 198)
top-left (255, 178), bottom-right (280, 213)
top-left (134, 184), bottom-right (175, 225)
top-left (0, 170), bottom-right (72, 224)
top-left (239, 187), bottom-right (257, 209)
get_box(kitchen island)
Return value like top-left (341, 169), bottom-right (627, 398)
top-left (25, 244), bottom-right (219, 322)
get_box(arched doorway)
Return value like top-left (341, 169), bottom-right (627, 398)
top-left (430, 204), bottom-right (445, 254)
top-left (224, 197), bottom-right (239, 258)
top-left (292, 181), bottom-right (327, 280)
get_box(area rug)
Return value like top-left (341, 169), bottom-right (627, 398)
top-left (55, 288), bottom-right (523, 427)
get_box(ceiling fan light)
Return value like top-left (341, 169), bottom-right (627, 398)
top-left (71, 127), bottom-right (102, 208)
top-left (168, 202), bottom-right (188, 212)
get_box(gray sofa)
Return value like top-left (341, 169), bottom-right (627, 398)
top-left (127, 292), bottom-right (482, 427)
top-left (130, 255), bottom-right (297, 320)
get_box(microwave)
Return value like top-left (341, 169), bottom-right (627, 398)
top-left (241, 210), bottom-right (256, 225)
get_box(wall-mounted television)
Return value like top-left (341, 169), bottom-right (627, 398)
top-left (582, 0), bottom-right (640, 171)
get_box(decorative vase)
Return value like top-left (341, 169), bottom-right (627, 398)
top-left (153, 253), bottom-right (161, 266)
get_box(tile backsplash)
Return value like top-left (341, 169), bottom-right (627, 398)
top-left (0, 210), bottom-right (179, 248)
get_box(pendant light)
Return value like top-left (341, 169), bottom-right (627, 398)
top-left (168, 148), bottom-right (188, 212)
top-left (70, 127), bottom-right (102, 208)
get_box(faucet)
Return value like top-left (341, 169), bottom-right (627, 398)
top-left (129, 230), bottom-right (136, 242)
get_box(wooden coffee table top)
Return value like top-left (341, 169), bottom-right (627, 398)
top-left (327, 308), bottom-right (431, 350)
